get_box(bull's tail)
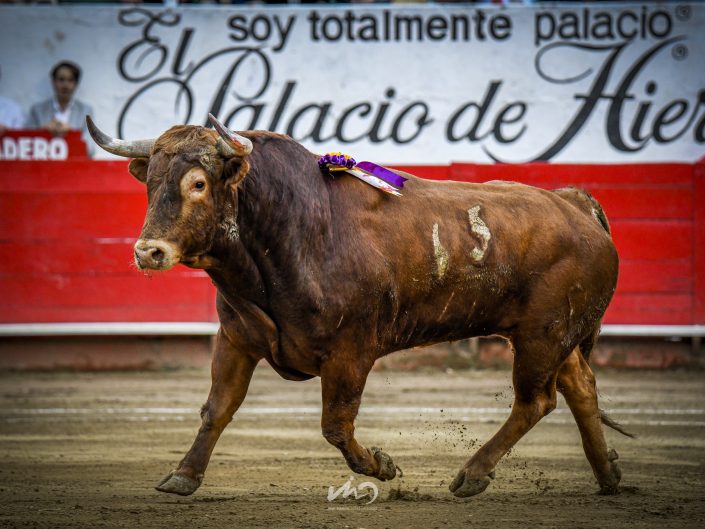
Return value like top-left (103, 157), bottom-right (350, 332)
top-left (577, 328), bottom-right (636, 439)
top-left (600, 409), bottom-right (636, 438)
top-left (554, 187), bottom-right (611, 236)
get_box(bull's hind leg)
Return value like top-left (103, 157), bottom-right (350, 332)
top-left (320, 356), bottom-right (397, 481)
top-left (156, 329), bottom-right (258, 496)
top-left (450, 333), bottom-right (564, 498)
top-left (557, 346), bottom-right (621, 494)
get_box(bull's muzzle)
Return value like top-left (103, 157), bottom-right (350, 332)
top-left (134, 239), bottom-right (180, 270)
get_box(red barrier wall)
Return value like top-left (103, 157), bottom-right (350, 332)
top-left (1, 159), bottom-right (703, 326)
top-left (0, 161), bottom-right (216, 323)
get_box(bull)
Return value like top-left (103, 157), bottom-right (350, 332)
top-left (86, 114), bottom-right (626, 499)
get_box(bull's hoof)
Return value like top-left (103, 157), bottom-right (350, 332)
top-left (155, 470), bottom-right (201, 496)
top-left (371, 447), bottom-right (397, 481)
top-left (598, 449), bottom-right (621, 495)
top-left (449, 469), bottom-right (494, 498)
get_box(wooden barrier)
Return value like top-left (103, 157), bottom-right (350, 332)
top-left (1, 158), bottom-right (703, 327)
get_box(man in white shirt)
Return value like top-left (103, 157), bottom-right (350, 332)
top-left (26, 60), bottom-right (94, 155)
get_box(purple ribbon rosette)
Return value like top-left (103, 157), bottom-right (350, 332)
top-left (318, 152), bottom-right (357, 171)
top-left (317, 152), bottom-right (408, 196)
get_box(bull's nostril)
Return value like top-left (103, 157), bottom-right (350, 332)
top-left (134, 240), bottom-right (177, 269)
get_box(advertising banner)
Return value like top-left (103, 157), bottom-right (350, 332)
top-left (1, 3), bottom-right (703, 163)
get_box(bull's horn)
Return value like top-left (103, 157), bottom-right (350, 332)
top-left (208, 113), bottom-right (253, 158)
top-left (85, 115), bottom-right (154, 158)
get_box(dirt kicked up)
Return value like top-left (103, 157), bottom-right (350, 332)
top-left (0, 367), bottom-right (703, 529)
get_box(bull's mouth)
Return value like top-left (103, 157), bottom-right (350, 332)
top-left (135, 259), bottom-right (178, 272)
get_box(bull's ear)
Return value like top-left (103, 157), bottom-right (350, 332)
top-left (223, 158), bottom-right (250, 189)
top-left (128, 158), bottom-right (149, 184)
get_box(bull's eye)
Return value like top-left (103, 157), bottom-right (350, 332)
top-left (194, 181), bottom-right (205, 190)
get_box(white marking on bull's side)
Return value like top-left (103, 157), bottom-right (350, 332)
top-left (432, 223), bottom-right (449, 279)
top-left (467, 206), bottom-right (491, 263)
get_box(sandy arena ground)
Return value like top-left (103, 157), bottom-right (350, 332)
top-left (0, 365), bottom-right (703, 528)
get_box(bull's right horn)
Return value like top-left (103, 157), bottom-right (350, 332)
top-left (208, 113), bottom-right (253, 158)
top-left (85, 115), bottom-right (155, 158)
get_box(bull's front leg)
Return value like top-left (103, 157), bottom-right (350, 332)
top-left (156, 329), bottom-right (258, 496)
top-left (320, 357), bottom-right (397, 481)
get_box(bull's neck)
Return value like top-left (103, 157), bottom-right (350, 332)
top-left (209, 136), bottom-right (335, 309)
top-left (239, 138), bottom-right (334, 269)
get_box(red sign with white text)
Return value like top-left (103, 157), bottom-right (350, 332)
top-left (0, 130), bottom-right (88, 161)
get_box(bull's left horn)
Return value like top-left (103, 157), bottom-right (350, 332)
top-left (208, 113), bottom-right (253, 158)
top-left (85, 115), bottom-right (155, 158)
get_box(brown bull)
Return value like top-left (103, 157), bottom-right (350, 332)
top-left (87, 114), bottom-right (626, 499)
